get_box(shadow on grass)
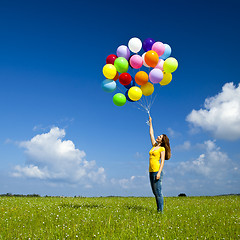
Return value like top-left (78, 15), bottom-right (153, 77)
top-left (60, 203), bottom-right (104, 209)
top-left (60, 203), bottom-right (153, 212)
top-left (124, 205), bottom-right (150, 212)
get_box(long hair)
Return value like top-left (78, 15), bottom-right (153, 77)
top-left (160, 134), bottom-right (171, 160)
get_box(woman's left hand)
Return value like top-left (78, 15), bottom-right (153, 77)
top-left (156, 172), bottom-right (161, 180)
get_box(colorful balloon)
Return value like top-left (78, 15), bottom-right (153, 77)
top-left (152, 42), bottom-right (165, 56)
top-left (163, 57), bottom-right (178, 73)
top-left (142, 53), bottom-right (149, 67)
top-left (129, 55), bottom-right (143, 69)
top-left (160, 72), bottom-right (172, 86)
top-left (143, 38), bottom-right (155, 52)
top-left (114, 57), bottom-right (129, 73)
top-left (125, 90), bottom-right (134, 102)
top-left (135, 71), bottom-right (148, 85)
top-left (101, 79), bottom-right (117, 92)
top-left (124, 79), bottom-right (135, 89)
top-left (113, 93), bottom-right (126, 106)
top-left (116, 45), bottom-right (130, 60)
top-left (119, 73), bottom-right (132, 85)
top-left (128, 37), bottom-right (142, 53)
top-left (160, 44), bottom-right (171, 60)
top-left (106, 54), bottom-right (117, 65)
top-left (102, 37), bottom-right (178, 109)
top-left (145, 50), bottom-right (159, 68)
top-left (141, 82), bottom-right (154, 96)
top-left (128, 86), bottom-right (142, 101)
top-left (102, 64), bottom-right (117, 79)
top-left (149, 68), bottom-right (163, 83)
top-left (155, 59), bottom-right (164, 71)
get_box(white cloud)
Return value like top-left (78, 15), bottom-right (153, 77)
top-left (12, 165), bottom-right (49, 179)
top-left (174, 141), bottom-right (191, 151)
top-left (11, 127), bottom-right (106, 186)
top-left (163, 140), bottom-right (240, 196)
top-left (186, 82), bottom-right (240, 140)
top-left (167, 128), bottom-right (181, 138)
top-left (111, 174), bottom-right (148, 189)
top-left (177, 140), bottom-right (235, 180)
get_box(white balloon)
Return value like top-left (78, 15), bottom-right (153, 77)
top-left (128, 37), bottom-right (142, 53)
top-left (142, 53), bottom-right (149, 67)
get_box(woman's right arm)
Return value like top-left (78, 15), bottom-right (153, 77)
top-left (149, 116), bottom-right (156, 146)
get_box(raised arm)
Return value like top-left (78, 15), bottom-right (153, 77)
top-left (149, 116), bottom-right (156, 146)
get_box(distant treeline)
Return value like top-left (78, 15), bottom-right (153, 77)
top-left (0, 193), bottom-right (41, 197)
top-left (0, 193), bottom-right (85, 198)
top-left (0, 193), bottom-right (239, 198)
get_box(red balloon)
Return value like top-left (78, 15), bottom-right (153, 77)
top-left (119, 73), bottom-right (132, 85)
top-left (106, 54), bottom-right (117, 65)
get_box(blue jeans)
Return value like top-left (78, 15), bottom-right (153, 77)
top-left (149, 171), bottom-right (164, 212)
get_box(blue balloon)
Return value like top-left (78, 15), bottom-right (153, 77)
top-left (101, 79), bottom-right (117, 93)
top-left (160, 44), bottom-right (171, 60)
top-left (125, 90), bottom-right (134, 102)
top-left (124, 78), bottom-right (135, 89)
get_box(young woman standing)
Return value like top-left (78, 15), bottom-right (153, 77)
top-left (149, 116), bottom-right (171, 212)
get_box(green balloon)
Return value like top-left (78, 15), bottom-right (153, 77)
top-left (163, 57), bottom-right (178, 73)
top-left (114, 57), bottom-right (129, 73)
top-left (113, 93), bottom-right (126, 106)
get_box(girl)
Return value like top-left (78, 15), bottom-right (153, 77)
top-left (149, 116), bottom-right (171, 212)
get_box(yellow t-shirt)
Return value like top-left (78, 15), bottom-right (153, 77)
top-left (149, 146), bottom-right (165, 172)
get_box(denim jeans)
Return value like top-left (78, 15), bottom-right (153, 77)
top-left (149, 171), bottom-right (164, 212)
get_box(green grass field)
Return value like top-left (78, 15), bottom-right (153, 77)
top-left (0, 195), bottom-right (239, 239)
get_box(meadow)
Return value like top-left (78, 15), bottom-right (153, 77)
top-left (0, 195), bottom-right (239, 239)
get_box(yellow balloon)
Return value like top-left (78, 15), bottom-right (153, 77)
top-left (128, 86), bottom-right (142, 101)
top-left (103, 64), bottom-right (117, 79)
top-left (141, 82), bottom-right (154, 96)
top-left (160, 72), bottom-right (172, 86)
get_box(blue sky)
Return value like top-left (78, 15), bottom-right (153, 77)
top-left (0, 0), bottom-right (239, 197)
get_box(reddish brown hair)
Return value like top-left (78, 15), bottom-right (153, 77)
top-left (161, 134), bottom-right (171, 160)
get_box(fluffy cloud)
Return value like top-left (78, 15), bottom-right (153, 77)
top-left (176, 140), bottom-right (237, 180)
top-left (174, 141), bottom-right (191, 151)
top-left (163, 140), bottom-right (240, 196)
top-left (11, 127), bottom-right (106, 187)
top-left (186, 82), bottom-right (240, 140)
top-left (111, 174), bottom-right (148, 189)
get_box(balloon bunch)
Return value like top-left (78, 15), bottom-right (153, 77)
top-left (101, 37), bottom-right (178, 112)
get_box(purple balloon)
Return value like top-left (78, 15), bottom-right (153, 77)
top-left (143, 38), bottom-right (155, 52)
top-left (116, 45), bottom-right (130, 60)
top-left (149, 69), bottom-right (163, 84)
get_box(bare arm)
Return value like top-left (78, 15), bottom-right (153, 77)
top-left (149, 116), bottom-right (156, 146)
top-left (156, 150), bottom-right (165, 179)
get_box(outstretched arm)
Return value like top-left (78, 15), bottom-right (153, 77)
top-left (149, 116), bottom-right (156, 146)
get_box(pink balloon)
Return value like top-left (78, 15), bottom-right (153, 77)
top-left (155, 59), bottom-right (164, 71)
top-left (152, 42), bottom-right (165, 56)
top-left (130, 55), bottom-right (143, 69)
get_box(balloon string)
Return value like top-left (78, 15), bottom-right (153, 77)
top-left (117, 86), bottom-right (125, 94)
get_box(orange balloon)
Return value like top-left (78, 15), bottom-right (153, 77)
top-left (145, 50), bottom-right (159, 68)
top-left (135, 71), bottom-right (149, 85)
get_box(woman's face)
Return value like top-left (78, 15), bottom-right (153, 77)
top-left (156, 135), bottom-right (163, 144)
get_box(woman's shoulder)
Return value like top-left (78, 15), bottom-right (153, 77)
top-left (160, 146), bottom-right (165, 151)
